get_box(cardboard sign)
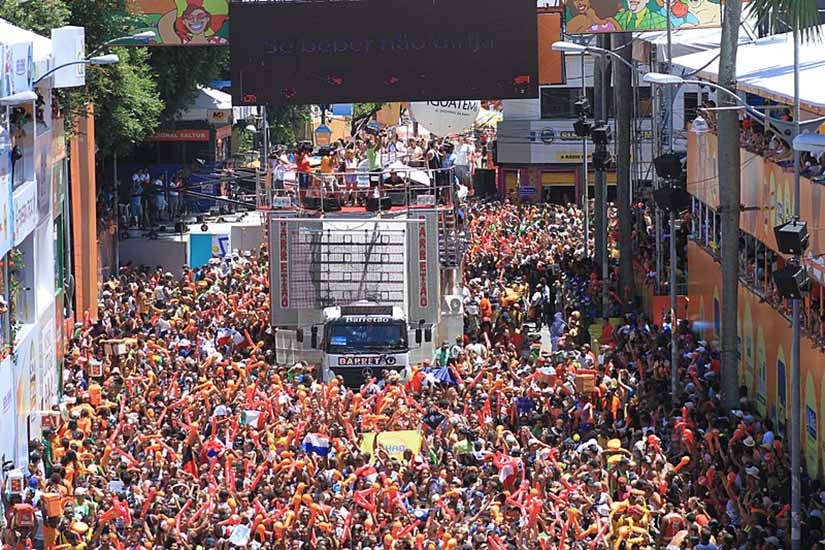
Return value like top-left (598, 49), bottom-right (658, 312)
top-left (360, 430), bottom-right (423, 462)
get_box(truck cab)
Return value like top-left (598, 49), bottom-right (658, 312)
top-left (320, 302), bottom-right (411, 386)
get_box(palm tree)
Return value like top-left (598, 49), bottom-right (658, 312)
top-left (717, 0), bottom-right (819, 413)
top-left (717, 0), bottom-right (743, 413)
top-left (612, 32), bottom-right (634, 304)
top-left (716, 4), bottom-right (819, 549)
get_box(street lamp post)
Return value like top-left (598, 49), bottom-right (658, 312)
top-left (646, 71), bottom-right (803, 534)
top-left (553, 40), bottom-right (638, 311)
top-left (33, 54), bottom-right (120, 87)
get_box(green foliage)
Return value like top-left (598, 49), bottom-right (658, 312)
top-left (353, 103), bottom-right (384, 120)
top-left (148, 48), bottom-right (230, 122)
top-left (1, 0), bottom-right (232, 158)
top-left (267, 105), bottom-right (311, 146)
top-left (747, 0), bottom-right (821, 40)
top-left (85, 47), bottom-right (163, 157)
top-left (0, 0), bottom-right (71, 36)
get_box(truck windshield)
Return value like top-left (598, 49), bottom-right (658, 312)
top-left (325, 322), bottom-right (408, 353)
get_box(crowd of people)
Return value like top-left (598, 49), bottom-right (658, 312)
top-left (2, 198), bottom-right (822, 550)
top-left (270, 130), bottom-right (492, 205)
top-left (126, 169), bottom-right (188, 229)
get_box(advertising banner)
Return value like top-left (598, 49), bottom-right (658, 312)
top-left (9, 43), bottom-right (33, 95)
top-left (687, 130), bottom-right (825, 284)
top-left (687, 242), bottom-right (823, 473)
top-left (0, 357), bottom-right (15, 465)
top-left (537, 12), bottom-right (564, 85)
top-left (13, 181), bottom-right (37, 246)
top-left (51, 26), bottom-right (86, 88)
top-left (360, 430), bottom-right (423, 462)
top-left (38, 308), bottom-right (57, 409)
top-left (36, 130), bottom-right (53, 222)
top-left (0, 127), bottom-right (13, 258)
top-left (409, 101), bottom-right (480, 137)
top-left (146, 129), bottom-right (210, 142)
top-left (564, 0), bottom-right (722, 33)
top-left (497, 119), bottom-right (653, 164)
top-left (231, 0), bottom-right (538, 105)
top-left (13, 327), bottom-right (37, 465)
top-left (114, 0), bottom-right (229, 45)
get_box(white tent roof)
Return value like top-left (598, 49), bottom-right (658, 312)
top-left (671, 26), bottom-right (825, 115)
top-left (633, 14), bottom-right (757, 61)
top-left (0, 18), bottom-right (52, 66)
top-left (177, 86), bottom-right (233, 122)
top-left (0, 19), bottom-right (52, 63)
top-left (794, 133), bottom-right (825, 154)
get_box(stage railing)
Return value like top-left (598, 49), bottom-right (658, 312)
top-left (257, 166), bottom-right (457, 213)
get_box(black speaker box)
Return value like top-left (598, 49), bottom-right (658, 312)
top-left (302, 196), bottom-right (342, 211)
top-left (774, 220), bottom-right (809, 256)
top-left (366, 196), bottom-right (392, 212)
top-left (653, 153), bottom-right (683, 180)
top-left (773, 265), bottom-right (811, 300)
top-left (474, 169), bottom-right (497, 198)
top-left (653, 186), bottom-right (691, 212)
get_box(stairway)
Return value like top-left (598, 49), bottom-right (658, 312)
top-left (438, 209), bottom-right (463, 268)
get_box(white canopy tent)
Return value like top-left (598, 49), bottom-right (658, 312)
top-left (0, 18), bottom-right (53, 78)
top-left (634, 17), bottom-right (756, 62)
top-left (177, 85), bottom-right (233, 122)
top-left (671, 26), bottom-right (825, 116)
top-left (794, 133), bottom-right (825, 154)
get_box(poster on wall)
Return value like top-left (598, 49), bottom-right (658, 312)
top-left (564, 0), bottom-right (722, 33)
top-left (0, 357), bottom-right (15, 465)
top-left (687, 242), bottom-right (824, 473)
top-left (38, 308), bottom-right (57, 410)
top-left (50, 27), bottom-right (86, 89)
top-left (13, 182), bottom-right (36, 246)
top-left (0, 126), bottom-right (13, 258)
top-left (9, 43), bottom-right (33, 95)
top-left (36, 130), bottom-right (53, 222)
top-left (113, 0), bottom-right (229, 45)
top-left (13, 329), bottom-right (36, 465)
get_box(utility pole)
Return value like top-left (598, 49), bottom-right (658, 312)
top-left (612, 33), bottom-right (634, 304)
top-left (717, 0), bottom-right (742, 412)
top-left (581, 54), bottom-right (590, 259)
top-left (594, 35), bottom-right (610, 318)
top-left (790, 25), bottom-right (801, 550)
top-left (666, 0), bottom-right (679, 398)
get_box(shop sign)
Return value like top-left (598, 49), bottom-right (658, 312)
top-left (146, 129), bottom-right (209, 142)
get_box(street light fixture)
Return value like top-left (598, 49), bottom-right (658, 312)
top-left (552, 40), bottom-right (636, 71)
top-left (105, 31), bottom-right (155, 45)
top-left (551, 40), bottom-right (588, 54)
top-left (642, 72), bottom-right (759, 115)
top-left (32, 54), bottom-right (120, 86)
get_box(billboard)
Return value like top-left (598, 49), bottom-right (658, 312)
top-left (231, 0), bottom-right (538, 106)
top-left (564, 0), bottom-right (721, 33)
top-left (687, 129), bottom-right (825, 285)
top-left (114, 0), bottom-right (229, 45)
top-left (537, 12), bottom-right (564, 85)
top-left (687, 242), bottom-right (824, 474)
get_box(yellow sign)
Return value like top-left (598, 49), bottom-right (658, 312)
top-left (360, 430), bottom-right (423, 461)
top-left (554, 152), bottom-right (594, 162)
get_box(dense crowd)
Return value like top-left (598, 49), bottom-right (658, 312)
top-left (270, 130), bottom-right (491, 205)
top-left (1, 199), bottom-right (820, 550)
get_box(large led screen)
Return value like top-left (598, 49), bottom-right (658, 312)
top-left (230, 0), bottom-right (538, 105)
